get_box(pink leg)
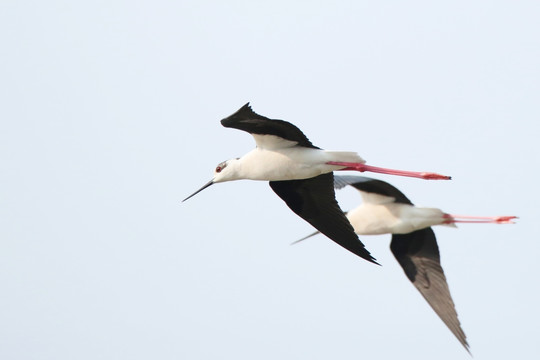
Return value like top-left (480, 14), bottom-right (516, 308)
top-left (326, 161), bottom-right (452, 180)
top-left (443, 214), bottom-right (518, 224)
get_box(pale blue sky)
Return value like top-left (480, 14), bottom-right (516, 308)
top-left (1, 1), bottom-right (539, 359)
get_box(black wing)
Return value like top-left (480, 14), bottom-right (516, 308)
top-left (270, 173), bottom-right (378, 264)
top-left (334, 175), bottom-right (413, 205)
top-left (220, 103), bottom-right (319, 149)
top-left (390, 228), bottom-right (469, 352)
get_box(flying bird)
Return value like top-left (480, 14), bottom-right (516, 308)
top-left (183, 103), bottom-right (451, 264)
top-left (295, 175), bottom-right (517, 351)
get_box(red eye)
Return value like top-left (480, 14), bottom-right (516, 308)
top-left (216, 166), bottom-right (222, 173)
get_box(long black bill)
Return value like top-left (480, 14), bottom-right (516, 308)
top-left (290, 230), bottom-right (320, 245)
top-left (182, 180), bottom-right (214, 202)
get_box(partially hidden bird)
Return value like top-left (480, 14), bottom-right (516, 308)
top-left (294, 175), bottom-right (518, 352)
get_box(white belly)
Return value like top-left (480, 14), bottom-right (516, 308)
top-left (237, 147), bottom-right (364, 181)
top-left (347, 203), bottom-right (447, 235)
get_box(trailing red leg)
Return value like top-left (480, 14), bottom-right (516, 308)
top-left (326, 161), bottom-right (452, 180)
top-left (443, 214), bottom-right (518, 224)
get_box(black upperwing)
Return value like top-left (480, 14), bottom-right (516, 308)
top-left (390, 228), bottom-right (469, 352)
top-left (270, 173), bottom-right (378, 265)
top-left (333, 175), bottom-right (413, 205)
top-left (220, 103), bottom-right (319, 149)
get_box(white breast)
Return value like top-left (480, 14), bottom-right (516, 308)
top-left (235, 147), bottom-right (363, 181)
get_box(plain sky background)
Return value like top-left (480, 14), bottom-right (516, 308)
top-left (1, 1), bottom-right (539, 359)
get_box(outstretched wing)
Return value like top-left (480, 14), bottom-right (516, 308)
top-left (390, 228), bottom-right (469, 351)
top-left (270, 173), bottom-right (378, 265)
top-left (221, 103), bottom-right (319, 149)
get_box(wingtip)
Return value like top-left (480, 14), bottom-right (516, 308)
top-left (361, 250), bottom-right (380, 266)
top-left (459, 340), bottom-right (472, 356)
top-left (237, 102), bottom-right (251, 113)
top-left (221, 101), bottom-right (270, 127)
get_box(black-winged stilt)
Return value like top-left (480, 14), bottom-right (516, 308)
top-left (295, 175), bottom-right (517, 352)
top-left (183, 103), bottom-right (450, 265)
